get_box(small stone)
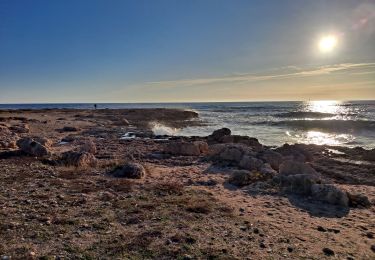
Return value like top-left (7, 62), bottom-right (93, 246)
top-left (287, 246), bottom-right (293, 252)
top-left (371, 244), bottom-right (375, 253)
top-left (259, 242), bottom-right (266, 248)
top-left (253, 228), bottom-right (259, 234)
top-left (366, 232), bottom-right (374, 239)
top-left (111, 162), bottom-right (146, 179)
top-left (317, 226), bottom-right (327, 232)
top-left (322, 247), bottom-right (335, 256)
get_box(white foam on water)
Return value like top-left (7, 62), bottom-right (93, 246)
top-left (150, 122), bottom-right (178, 136)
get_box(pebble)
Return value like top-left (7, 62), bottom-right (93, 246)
top-left (259, 242), bottom-right (266, 249)
top-left (287, 246), bottom-right (293, 252)
top-left (322, 247), bottom-right (335, 256)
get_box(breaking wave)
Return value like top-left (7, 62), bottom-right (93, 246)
top-left (150, 122), bottom-right (178, 136)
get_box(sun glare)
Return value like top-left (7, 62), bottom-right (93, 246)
top-left (318, 35), bottom-right (337, 53)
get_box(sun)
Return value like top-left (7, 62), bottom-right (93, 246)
top-left (318, 35), bottom-right (337, 53)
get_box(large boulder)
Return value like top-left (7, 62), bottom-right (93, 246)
top-left (279, 161), bottom-right (318, 176)
top-left (211, 143), bottom-right (256, 163)
top-left (346, 192), bottom-right (371, 208)
top-left (60, 151), bottom-right (97, 167)
top-left (166, 141), bottom-right (208, 156)
top-left (275, 143), bottom-right (314, 162)
top-left (278, 174), bottom-right (320, 195)
top-left (208, 128), bottom-right (231, 142)
top-left (228, 167), bottom-right (276, 187)
top-left (258, 150), bottom-right (283, 170)
top-left (311, 184), bottom-right (349, 207)
top-left (111, 162), bottom-right (146, 179)
top-left (16, 137), bottom-right (50, 157)
top-left (239, 155), bottom-right (263, 171)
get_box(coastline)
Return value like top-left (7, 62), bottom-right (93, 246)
top-left (0, 108), bottom-right (374, 259)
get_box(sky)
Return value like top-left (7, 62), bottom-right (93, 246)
top-left (0, 0), bottom-right (374, 103)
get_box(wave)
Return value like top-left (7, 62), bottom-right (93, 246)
top-left (150, 122), bottom-right (178, 136)
top-left (256, 119), bottom-right (375, 133)
top-left (275, 111), bottom-right (335, 118)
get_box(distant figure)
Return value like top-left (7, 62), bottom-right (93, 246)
top-left (94, 104), bottom-right (97, 110)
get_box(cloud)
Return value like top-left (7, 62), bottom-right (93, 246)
top-left (145, 63), bottom-right (375, 88)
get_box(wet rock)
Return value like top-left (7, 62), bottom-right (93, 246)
top-left (311, 184), bottom-right (349, 207)
top-left (17, 137), bottom-right (50, 157)
top-left (363, 149), bottom-right (375, 161)
top-left (166, 141), bottom-right (208, 156)
top-left (322, 247), bottom-right (335, 256)
top-left (111, 162), bottom-right (146, 179)
top-left (239, 155), bottom-right (263, 170)
top-left (60, 151), bottom-right (97, 167)
top-left (279, 174), bottom-right (320, 195)
top-left (258, 150), bottom-right (283, 170)
top-left (208, 128), bottom-right (231, 142)
top-left (279, 160), bottom-right (318, 176)
top-left (346, 192), bottom-right (371, 208)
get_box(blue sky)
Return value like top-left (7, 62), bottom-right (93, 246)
top-left (0, 0), bottom-right (374, 103)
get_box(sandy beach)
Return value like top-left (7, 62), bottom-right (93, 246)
top-left (0, 108), bottom-right (374, 259)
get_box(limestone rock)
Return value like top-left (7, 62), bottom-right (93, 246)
top-left (111, 162), bottom-right (146, 179)
top-left (239, 155), bottom-right (263, 171)
top-left (346, 192), bottom-right (371, 208)
top-left (279, 174), bottom-right (320, 195)
top-left (79, 140), bottom-right (97, 154)
top-left (61, 151), bottom-right (97, 167)
top-left (258, 150), bottom-right (283, 170)
top-left (279, 160), bottom-right (318, 176)
top-left (208, 128), bottom-right (231, 142)
top-left (16, 137), bottom-right (49, 157)
top-left (166, 141), bottom-right (208, 156)
top-left (311, 184), bottom-right (349, 207)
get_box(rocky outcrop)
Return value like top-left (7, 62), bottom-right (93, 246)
top-left (279, 161), bottom-right (318, 176)
top-left (258, 150), bottom-right (283, 170)
top-left (79, 140), bottom-right (97, 154)
top-left (311, 184), bottom-right (349, 207)
top-left (111, 162), bottom-right (146, 179)
top-left (60, 151), bottom-right (97, 167)
top-left (0, 125), bottom-right (18, 150)
top-left (278, 174), bottom-right (321, 195)
top-left (9, 124), bottom-right (30, 134)
top-left (239, 155), bottom-right (263, 171)
top-left (166, 141), bottom-right (208, 156)
top-left (346, 192), bottom-right (371, 208)
top-left (208, 128), bottom-right (231, 143)
top-left (275, 143), bottom-right (314, 162)
top-left (61, 126), bottom-right (80, 132)
top-left (363, 149), bottom-right (375, 162)
top-left (16, 137), bottom-right (50, 157)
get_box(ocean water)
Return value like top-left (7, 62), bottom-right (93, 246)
top-left (1, 100), bottom-right (374, 149)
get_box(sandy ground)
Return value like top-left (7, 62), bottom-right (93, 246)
top-left (0, 108), bottom-right (374, 259)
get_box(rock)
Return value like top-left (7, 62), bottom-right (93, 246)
top-left (311, 184), bottom-right (349, 207)
top-left (166, 141), bottom-right (208, 156)
top-left (279, 174), bottom-right (320, 195)
top-left (61, 126), bottom-right (80, 132)
top-left (34, 137), bottom-right (53, 147)
top-left (259, 163), bottom-right (278, 177)
top-left (208, 128), bottom-right (231, 142)
top-left (276, 143), bottom-right (314, 162)
top-left (363, 149), bottom-right (375, 161)
top-left (239, 155), bottom-right (263, 170)
top-left (9, 124), bottom-right (30, 133)
top-left (79, 140), bottom-right (97, 154)
top-left (346, 192), bottom-right (371, 208)
top-left (220, 135), bottom-right (263, 150)
top-left (317, 226), bottom-right (327, 232)
top-left (279, 160), bottom-right (318, 176)
top-left (228, 168), bottom-right (275, 187)
top-left (258, 150), bottom-right (283, 170)
top-left (60, 151), bottom-right (97, 167)
top-left (16, 138), bottom-right (50, 157)
top-left (111, 162), bottom-right (146, 179)
top-left (371, 244), bottom-right (375, 253)
top-left (322, 247), bottom-right (335, 256)
top-left (220, 146), bottom-right (244, 163)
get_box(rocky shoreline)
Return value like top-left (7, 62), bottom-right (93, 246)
top-left (0, 108), bottom-right (374, 259)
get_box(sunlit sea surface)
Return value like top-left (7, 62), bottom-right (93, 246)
top-left (1, 100), bottom-right (374, 149)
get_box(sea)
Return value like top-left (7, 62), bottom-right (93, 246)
top-left (1, 100), bottom-right (374, 149)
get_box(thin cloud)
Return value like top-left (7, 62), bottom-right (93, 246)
top-left (146, 63), bottom-right (375, 88)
